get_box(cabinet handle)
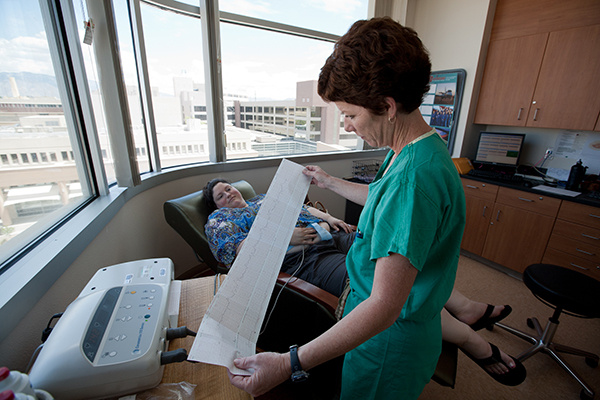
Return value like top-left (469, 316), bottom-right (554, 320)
top-left (570, 263), bottom-right (589, 271)
top-left (495, 210), bottom-right (501, 221)
top-left (582, 233), bottom-right (599, 240)
top-left (482, 206), bottom-right (487, 217)
top-left (590, 213), bottom-right (600, 219)
top-left (533, 108), bottom-right (539, 121)
top-left (518, 197), bottom-right (534, 202)
top-left (466, 185), bottom-right (478, 189)
top-left (517, 108), bottom-right (523, 120)
top-left (576, 248), bottom-right (595, 256)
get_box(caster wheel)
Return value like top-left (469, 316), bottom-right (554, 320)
top-left (580, 389), bottom-right (594, 400)
top-left (585, 357), bottom-right (599, 368)
top-left (527, 318), bottom-right (534, 329)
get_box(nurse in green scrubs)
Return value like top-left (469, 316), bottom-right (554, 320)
top-left (229, 17), bottom-right (466, 399)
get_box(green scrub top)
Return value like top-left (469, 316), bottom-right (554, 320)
top-left (341, 130), bottom-right (466, 399)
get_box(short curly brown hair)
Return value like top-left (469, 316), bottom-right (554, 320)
top-left (318, 17), bottom-right (431, 115)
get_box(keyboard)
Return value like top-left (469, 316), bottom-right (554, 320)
top-left (466, 169), bottom-right (524, 182)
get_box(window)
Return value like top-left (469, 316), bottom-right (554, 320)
top-left (138, 2), bottom-right (209, 169)
top-left (0, 0), bottom-right (96, 269)
top-left (219, 0), bottom-right (367, 36)
top-left (1, 0), bottom-right (368, 279)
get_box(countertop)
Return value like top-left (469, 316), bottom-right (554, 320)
top-left (460, 174), bottom-right (600, 208)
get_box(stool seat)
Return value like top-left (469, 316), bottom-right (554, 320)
top-left (524, 263), bottom-right (600, 318)
top-left (496, 264), bottom-right (600, 400)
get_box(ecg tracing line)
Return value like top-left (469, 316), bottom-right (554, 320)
top-left (188, 159), bottom-right (312, 375)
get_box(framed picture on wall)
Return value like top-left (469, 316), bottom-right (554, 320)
top-left (420, 69), bottom-right (466, 154)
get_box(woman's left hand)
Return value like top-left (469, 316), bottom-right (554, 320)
top-left (328, 217), bottom-right (353, 233)
top-left (228, 352), bottom-right (289, 397)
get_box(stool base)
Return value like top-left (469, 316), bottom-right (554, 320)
top-left (496, 318), bottom-right (599, 399)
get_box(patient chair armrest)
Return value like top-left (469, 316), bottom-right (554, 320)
top-left (277, 272), bottom-right (339, 315)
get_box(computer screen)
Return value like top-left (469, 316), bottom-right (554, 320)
top-left (474, 132), bottom-right (525, 166)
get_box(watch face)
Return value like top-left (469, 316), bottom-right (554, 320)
top-left (291, 370), bottom-right (310, 382)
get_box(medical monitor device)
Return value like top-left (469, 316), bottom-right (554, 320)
top-left (29, 258), bottom-right (180, 400)
top-left (474, 132), bottom-right (525, 167)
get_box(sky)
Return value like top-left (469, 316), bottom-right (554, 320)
top-left (0, 0), bottom-right (368, 100)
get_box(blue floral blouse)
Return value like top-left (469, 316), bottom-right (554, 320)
top-left (205, 194), bottom-right (323, 267)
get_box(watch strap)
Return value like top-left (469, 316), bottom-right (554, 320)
top-left (290, 344), bottom-right (302, 373)
top-left (289, 344), bottom-right (309, 382)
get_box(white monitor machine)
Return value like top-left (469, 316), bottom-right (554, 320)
top-left (29, 258), bottom-right (180, 400)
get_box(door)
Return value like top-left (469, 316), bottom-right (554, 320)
top-left (474, 33), bottom-right (547, 126)
top-left (482, 203), bottom-right (555, 273)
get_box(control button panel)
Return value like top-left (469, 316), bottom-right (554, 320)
top-left (82, 284), bottom-right (163, 365)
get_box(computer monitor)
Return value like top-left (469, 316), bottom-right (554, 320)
top-left (474, 132), bottom-right (525, 166)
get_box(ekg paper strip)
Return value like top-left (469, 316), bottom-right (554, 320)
top-left (188, 159), bottom-right (311, 374)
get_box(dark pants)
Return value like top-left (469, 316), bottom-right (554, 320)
top-left (280, 231), bottom-right (355, 297)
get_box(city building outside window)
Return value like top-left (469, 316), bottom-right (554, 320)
top-left (0, 0), bottom-right (96, 268)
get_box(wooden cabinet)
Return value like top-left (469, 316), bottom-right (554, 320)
top-left (461, 179), bottom-right (498, 255)
top-left (475, 24), bottom-right (600, 130)
top-left (475, 0), bottom-right (600, 130)
top-left (543, 202), bottom-right (600, 279)
top-left (474, 34), bottom-right (547, 127)
top-left (489, 0), bottom-right (600, 41)
top-left (525, 24), bottom-right (600, 130)
top-left (481, 187), bottom-right (560, 273)
top-left (461, 178), bottom-right (600, 275)
top-left (460, 178), bottom-right (564, 273)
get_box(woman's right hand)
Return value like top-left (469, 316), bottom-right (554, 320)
top-left (228, 352), bottom-right (289, 397)
top-left (290, 227), bottom-right (319, 245)
top-left (303, 165), bottom-right (332, 189)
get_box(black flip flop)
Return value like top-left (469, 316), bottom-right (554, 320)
top-left (461, 342), bottom-right (527, 386)
top-left (470, 304), bottom-right (512, 331)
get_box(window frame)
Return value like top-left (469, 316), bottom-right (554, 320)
top-left (0, 0), bottom-right (379, 344)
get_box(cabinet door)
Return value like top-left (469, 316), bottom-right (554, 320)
top-left (461, 196), bottom-right (493, 256)
top-left (474, 33), bottom-right (547, 126)
top-left (482, 203), bottom-right (555, 273)
top-left (527, 24), bottom-right (600, 130)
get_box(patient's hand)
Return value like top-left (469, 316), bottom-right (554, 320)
top-left (327, 217), bottom-right (353, 233)
top-left (290, 227), bottom-right (320, 245)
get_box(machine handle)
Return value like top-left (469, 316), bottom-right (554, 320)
top-left (161, 348), bottom-right (188, 365)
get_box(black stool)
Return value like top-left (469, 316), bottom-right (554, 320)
top-left (495, 264), bottom-right (600, 400)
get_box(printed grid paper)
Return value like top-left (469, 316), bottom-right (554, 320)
top-left (188, 159), bottom-right (311, 374)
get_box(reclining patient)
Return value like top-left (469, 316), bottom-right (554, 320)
top-left (203, 178), bottom-right (354, 297)
top-left (202, 178), bottom-right (526, 386)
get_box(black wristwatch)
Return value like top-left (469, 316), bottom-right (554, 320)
top-left (289, 345), bottom-right (309, 382)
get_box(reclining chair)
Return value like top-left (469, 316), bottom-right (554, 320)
top-left (164, 180), bottom-right (458, 396)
